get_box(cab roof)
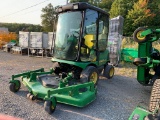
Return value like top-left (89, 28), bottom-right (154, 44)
top-left (57, 2), bottom-right (109, 16)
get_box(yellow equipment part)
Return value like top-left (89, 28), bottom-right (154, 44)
top-left (84, 34), bottom-right (95, 49)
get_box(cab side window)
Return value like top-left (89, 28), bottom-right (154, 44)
top-left (81, 9), bottom-right (98, 61)
top-left (98, 13), bottom-right (109, 52)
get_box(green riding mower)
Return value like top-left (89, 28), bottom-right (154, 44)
top-left (9, 2), bottom-right (114, 114)
top-left (129, 27), bottom-right (160, 119)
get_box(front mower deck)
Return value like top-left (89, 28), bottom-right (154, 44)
top-left (9, 68), bottom-right (97, 113)
top-left (22, 77), bottom-right (96, 107)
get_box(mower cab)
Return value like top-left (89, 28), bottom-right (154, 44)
top-left (53, 2), bottom-right (111, 66)
top-left (9, 2), bottom-right (114, 114)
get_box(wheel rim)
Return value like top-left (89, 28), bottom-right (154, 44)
top-left (90, 72), bottom-right (98, 84)
top-left (109, 67), bottom-right (114, 77)
top-left (136, 31), bottom-right (146, 41)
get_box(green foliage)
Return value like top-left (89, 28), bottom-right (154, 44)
top-left (147, 0), bottom-right (160, 28)
top-left (99, 0), bottom-right (114, 12)
top-left (109, 0), bottom-right (160, 36)
top-left (109, 0), bottom-right (136, 18)
top-left (41, 3), bottom-right (57, 32)
top-left (0, 23), bottom-right (42, 34)
top-left (124, 0), bottom-right (156, 36)
top-left (89, 0), bottom-right (101, 6)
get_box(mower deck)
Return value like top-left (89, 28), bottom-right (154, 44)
top-left (9, 68), bottom-right (97, 114)
top-left (22, 76), bottom-right (96, 107)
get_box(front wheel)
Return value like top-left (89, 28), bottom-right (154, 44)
top-left (80, 66), bottom-right (99, 87)
top-left (9, 80), bottom-right (21, 92)
top-left (44, 97), bottom-right (56, 114)
top-left (103, 65), bottom-right (114, 79)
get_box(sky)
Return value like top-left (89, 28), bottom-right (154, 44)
top-left (0, 0), bottom-right (67, 25)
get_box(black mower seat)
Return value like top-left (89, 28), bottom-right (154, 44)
top-left (38, 75), bottom-right (60, 88)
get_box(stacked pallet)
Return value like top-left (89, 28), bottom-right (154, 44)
top-left (108, 16), bottom-right (124, 66)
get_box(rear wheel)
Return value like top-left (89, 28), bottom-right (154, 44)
top-left (9, 81), bottom-right (21, 92)
top-left (133, 27), bottom-right (148, 43)
top-left (80, 66), bottom-right (99, 87)
top-left (149, 79), bottom-right (160, 112)
top-left (103, 65), bottom-right (114, 79)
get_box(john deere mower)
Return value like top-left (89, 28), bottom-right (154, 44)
top-left (129, 27), bottom-right (160, 119)
top-left (9, 2), bottom-right (114, 114)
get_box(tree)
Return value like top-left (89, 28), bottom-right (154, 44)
top-left (99, 0), bottom-right (114, 12)
top-left (147, 0), bottom-right (160, 28)
top-left (89, 0), bottom-right (101, 6)
top-left (124, 0), bottom-right (155, 36)
top-left (0, 23), bottom-right (42, 34)
top-left (109, 0), bottom-right (136, 19)
top-left (41, 3), bottom-right (57, 32)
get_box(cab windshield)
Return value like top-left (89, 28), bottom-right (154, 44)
top-left (54, 11), bottom-right (82, 60)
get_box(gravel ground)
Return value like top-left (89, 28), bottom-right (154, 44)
top-left (0, 51), bottom-right (152, 120)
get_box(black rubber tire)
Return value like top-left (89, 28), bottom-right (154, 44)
top-left (80, 66), bottom-right (99, 87)
top-left (53, 62), bottom-right (61, 75)
top-left (44, 98), bottom-right (56, 114)
top-left (9, 81), bottom-right (21, 92)
top-left (103, 65), bottom-right (114, 79)
top-left (149, 79), bottom-right (160, 112)
top-left (133, 27), bottom-right (148, 43)
top-left (133, 58), bottom-right (147, 66)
